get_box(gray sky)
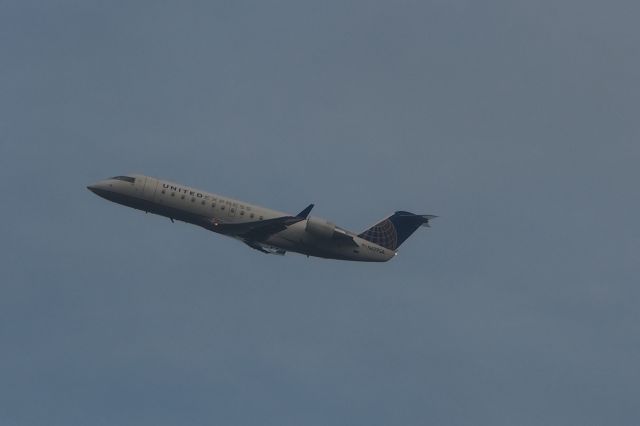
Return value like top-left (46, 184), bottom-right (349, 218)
top-left (1, 0), bottom-right (639, 425)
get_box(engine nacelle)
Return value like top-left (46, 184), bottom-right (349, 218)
top-left (305, 217), bottom-right (336, 239)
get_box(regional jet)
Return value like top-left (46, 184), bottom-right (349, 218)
top-left (87, 175), bottom-right (436, 262)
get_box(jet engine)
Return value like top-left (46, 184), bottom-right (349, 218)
top-left (305, 217), bottom-right (336, 239)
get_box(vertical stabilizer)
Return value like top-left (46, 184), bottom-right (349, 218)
top-left (358, 211), bottom-right (436, 250)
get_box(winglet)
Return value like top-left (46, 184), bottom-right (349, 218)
top-left (296, 204), bottom-right (314, 219)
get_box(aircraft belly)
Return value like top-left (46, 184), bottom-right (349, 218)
top-left (266, 228), bottom-right (393, 262)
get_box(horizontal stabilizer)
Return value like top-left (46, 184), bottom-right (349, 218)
top-left (420, 215), bottom-right (438, 227)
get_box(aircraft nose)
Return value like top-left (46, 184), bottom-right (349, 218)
top-left (86, 181), bottom-right (110, 198)
top-left (87, 183), bottom-right (104, 194)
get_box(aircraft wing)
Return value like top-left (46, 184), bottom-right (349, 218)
top-left (207, 204), bottom-right (314, 241)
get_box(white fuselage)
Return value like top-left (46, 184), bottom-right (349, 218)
top-left (88, 174), bottom-right (395, 262)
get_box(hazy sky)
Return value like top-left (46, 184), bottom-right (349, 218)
top-left (1, 1), bottom-right (639, 425)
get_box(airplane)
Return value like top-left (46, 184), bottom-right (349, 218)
top-left (87, 174), bottom-right (436, 262)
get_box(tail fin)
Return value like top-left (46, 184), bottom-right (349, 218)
top-left (358, 211), bottom-right (437, 251)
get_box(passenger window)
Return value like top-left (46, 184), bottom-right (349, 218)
top-left (221, 206), bottom-right (225, 210)
top-left (240, 211), bottom-right (244, 216)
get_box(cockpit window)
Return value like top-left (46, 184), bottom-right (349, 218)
top-left (110, 176), bottom-right (136, 183)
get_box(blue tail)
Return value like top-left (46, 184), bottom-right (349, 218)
top-left (358, 211), bottom-right (436, 251)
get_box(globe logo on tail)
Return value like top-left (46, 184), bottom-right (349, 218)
top-left (359, 219), bottom-right (398, 250)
